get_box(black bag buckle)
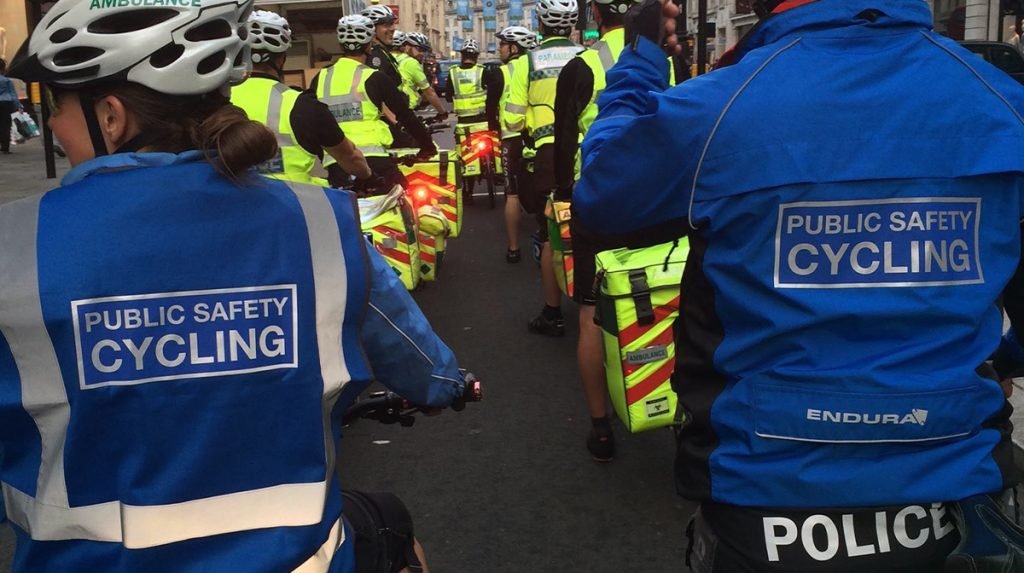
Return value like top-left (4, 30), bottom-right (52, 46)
top-left (629, 269), bottom-right (655, 326)
top-left (439, 152), bottom-right (449, 187)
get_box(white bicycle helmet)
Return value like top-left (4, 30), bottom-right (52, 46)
top-left (361, 4), bottom-right (397, 25)
top-left (594, 0), bottom-right (641, 14)
top-left (537, 0), bottom-right (579, 30)
top-left (406, 32), bottom-right (430, 51)
top-left (7, 0), bottom-right (253, 94)
top-left (497, 26), bottom-right (537, 50)
top-left (249, 10), bottom-right (291, 55)
top-left (462, 38), bottom-right (480, 54)
top-left (337, 15), bottom-right (376, 51)
top-left (392, 30), bottom-right (407, 49)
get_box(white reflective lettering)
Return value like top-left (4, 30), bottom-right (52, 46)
top-left (156, 334), bottom-right (186, 368)
top-left (850, 242), bottom-right (879, 275)
top-left (188, 333), bottom-right (215, 365)
top-left (894, 506), bottom-right (929, 549)
top-left (801, 515), bottom-right (840, 561)
top-left (763, 517), bottom-right (798, 562)
top-left (843, 514), bottom-right (876, 557)
top-left (821, 243), bottom-right (849, 276)
top-left (84, 312), bottom-right (102, 333)
top-left (931, 504), bottom-right (955, 541)
top-left (875, 511), bottom-right (891, 553)
top-left (122, 337), bottom-right (152, 371)
top-left (260, 326), bottom-right (287, 358)
top-left (788, 244), bottom-right (819, 276)
top-left (91, 340), bottom-right (122, 373)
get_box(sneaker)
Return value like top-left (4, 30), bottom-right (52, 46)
top-left (587, 425), bottom-right (615, 463)
top-left (527, 312), bottom-right (565, 337)
top-left (506, 249), bottom-right (521, 264)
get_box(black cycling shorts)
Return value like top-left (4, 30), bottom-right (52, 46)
top-left (342, 490), bottom-right (423, 573)
top-left (687, 501), bottom-right (959, 573)
top-left (501, 137), bottom-right (524, 197)
top-left (518, 144), bottom-right (554, 215)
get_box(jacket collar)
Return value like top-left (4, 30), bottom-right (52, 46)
top-left (733, 0), bottom-right (933, 61)
top-left (63, 151), bottom-right (206, 185)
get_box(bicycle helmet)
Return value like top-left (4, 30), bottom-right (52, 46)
top-left (462, 38), bottom-right (480, 54)
top-left (406, 32), bottom-right (431, 51)
top-left (497, 26), bottom-right (537, 50)
top-left (249, 10), bottom-right (291, 65)
top-left (392, 30), bottom-right (407, 49)
top-left (594, 0), bottom-right (641, 14)
top-left (7, 0), bottom-right (253, 95)
top-left (361, 4), bottom-right (397, 25)
top-left (337, 15), bottom-right (376, 51)
top-left (537, 0), bottom-right (579, 30)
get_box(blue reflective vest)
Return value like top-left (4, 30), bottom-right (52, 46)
top-left (0, 152), bottom-right (461, 571)
top-left (575, 0), bottom-right (1024, 507)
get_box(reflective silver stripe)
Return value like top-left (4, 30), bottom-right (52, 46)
top-left (504, 102), bottom-right (527, 115)
top-left (286, 181), bottom-right (351, 484)
top-left (268, 83), bottom-right (295, 149)
top-left (456, 106), bottom-right (485, 116)
top-left (322, 65), bottom-right (335, 98)
top-left (0, 195), bottom-right (70, 509)
top-left (358, 145), bottom-right (388, 156)
top-left (506, 118), bottom-right (525, 132)
top-left (1, 184), bottom-right (353, 548)
top-left (595, 40), bottom-right (615, 73)
top-left (292, 518), bottom-right (346, 573)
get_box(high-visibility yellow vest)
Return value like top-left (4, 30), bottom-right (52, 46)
top-left (316, 57), bottom-right (393, 160)
top-left (230, 77), bottom-right (317, 184)
top-left (525, 37), bottom-right (582, 146)
top-left (451, 64), bottom-right (486, 119)
top-left (577, 28), bottom-right (626, 138)
top-left (499, 57), bottom-right (522, 140)
top-left (394, 52), bottom-right (417, 108)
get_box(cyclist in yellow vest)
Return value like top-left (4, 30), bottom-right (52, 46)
top-left (445, 38), bottom-right (495, 204)
top-left (310, 15), bottom-right (437, 192)
top-left (362, 4), bottom-right (402, 86)
top-left (231, 11), bottom-right (372, 187)
top-left (503, 0), bottom-right (582, 338)
top-left (399, 32), bottom-right (448, 119)
top-left (486, 26), bottom-right (538, 264)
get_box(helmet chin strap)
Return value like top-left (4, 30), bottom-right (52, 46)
top-left (79, 92), bottom-right (110, 158)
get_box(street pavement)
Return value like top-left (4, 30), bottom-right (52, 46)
top-left (0, 131), bottom-right (696, 572)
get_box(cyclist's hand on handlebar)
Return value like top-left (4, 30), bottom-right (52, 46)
top-left (417, 144), bottom-right (438, 161)
top-left (352, 174), bottom-right (386, 196)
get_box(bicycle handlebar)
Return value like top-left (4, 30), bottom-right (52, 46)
top-left (342, 372), bottom-right (482, 427)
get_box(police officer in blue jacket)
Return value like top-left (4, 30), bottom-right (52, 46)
top-left (574, 0), bottom-right (1024, 570)
top-left (0, 0), bottom-right (464, 571)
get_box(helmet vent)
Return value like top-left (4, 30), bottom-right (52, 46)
top-left (88, 9), bottom-right (180, 34)
top-left (185, 19), bottom-right (233, 42)
top-left (197, 51), bottom-right (226, 74)
top-left (150, 43), bottom-right (185, 69)
top-left (52, 46), bottom-right (104, 67)
top-left (49, 28), bottom-right (77, 44)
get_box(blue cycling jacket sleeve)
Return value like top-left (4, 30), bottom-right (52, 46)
top-left (574, 36), bottom-right (691, 234)
top-left (362, 247), bottom-right (463, 408)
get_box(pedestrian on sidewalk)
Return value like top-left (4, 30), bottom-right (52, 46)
top-left (0, 58), bottom-right (21, 154)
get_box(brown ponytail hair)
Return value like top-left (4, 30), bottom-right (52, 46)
top-left (90, 83), bottom-right (277, 181)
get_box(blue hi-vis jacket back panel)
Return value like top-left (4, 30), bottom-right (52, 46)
top-left (0, 152), bottom-right (371, 572)
top-left (574, 0), bottom-right (1024, 507)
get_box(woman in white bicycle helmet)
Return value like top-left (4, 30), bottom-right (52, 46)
top-left (7, 0), bottom-right (268, 168)
top-left (497, 25), bottom-right (538, 51)
top-left (538, 0), bottom-right (580, 35)
top-left (0, 1), bottom-right (465, 572)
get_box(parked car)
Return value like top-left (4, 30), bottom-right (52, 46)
top-left (435, 59), bottom-right (460, 98)
top-left (959, 40), bottom-right (1024, 84)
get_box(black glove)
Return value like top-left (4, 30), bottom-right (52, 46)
top-left (433, 112), bottom-right (449, 123)
top-left (352, 174), bottom-right (386, 196)
top-left (625, 0), bottom-right (666, 50)
top-left (521, 132), bottom-right (535, 149)
top-left (417, 144), bottom-right (437, 161)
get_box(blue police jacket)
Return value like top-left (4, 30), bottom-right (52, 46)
top-left (575, 0), bottom-right (1024, 508)
top-left (0, 151), bottom-right (463, 572)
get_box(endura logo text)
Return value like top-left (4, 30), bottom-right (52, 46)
top-left (806, 408), bottom-right (928, 426)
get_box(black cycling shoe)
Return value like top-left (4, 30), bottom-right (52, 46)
top-left (587, 425), bottom-right (615, 463)
top-left (506, 249), bottom-right (521, 264)
top-left (527, 312), bottom-right (565, 337)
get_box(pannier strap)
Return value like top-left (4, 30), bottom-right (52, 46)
top-left (439, 153), bottom-right (449, 186)
top-left (628, 269), bottom-right (655, 326)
